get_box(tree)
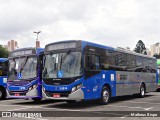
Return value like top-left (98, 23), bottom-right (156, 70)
top-left (134, 40), bottom-right (147, 55)
top-left (0, 45), bottom-right (9, 58)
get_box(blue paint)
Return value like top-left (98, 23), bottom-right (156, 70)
top-left (0, 58), bottom-right (8, 88)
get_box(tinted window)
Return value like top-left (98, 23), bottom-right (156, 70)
top-left (86, 54), bottom-right (100, 70)
top-left (114, 52), bottom-right (126, 71)
top-left (126, 54), bottom-right (136, 71)
top-left (101, 50), bottom-right (113, 70)
top-left (136, 56), bottom-right (143, 67)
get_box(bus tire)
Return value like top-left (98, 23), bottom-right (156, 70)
top-left (0, 87), bottom-right (6, 100)
top-left (98, 86), bottom-right (110, 105)
top-left (139, 84), bottom-right (145, 98)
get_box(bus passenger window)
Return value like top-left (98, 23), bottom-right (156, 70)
top-left (95, 55), bottom-right (100, 70)
top-left (86, 54), bottom-right (100, 70)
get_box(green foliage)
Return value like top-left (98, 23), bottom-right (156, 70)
top-left (134, 40), bottom-right (147, 55)
top-left (0, 45), bottom-right (9, 58)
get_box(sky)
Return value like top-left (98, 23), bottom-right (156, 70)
top-left (0, 0), bottom-right (160, 50)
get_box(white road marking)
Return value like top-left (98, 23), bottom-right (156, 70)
top-left (144, 107), bottom-right (153, 111)
top-left (126, 101), bottom-right (160, 105)
top-left (7, 107), bottom-right (31, 111)
top-left (107, 105), bottom-right (153, 111)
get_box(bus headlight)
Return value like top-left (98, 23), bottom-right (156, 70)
top-left (33, 84), bottom-right (37, 89)
top-left (71, 87), bottom-right (77, 93)
top-left (28, 86), bottom-right (32, 91)
top-left (71, 84), bottom-right (82, 93)
top-left (42, 86), bottom-right (45, 92)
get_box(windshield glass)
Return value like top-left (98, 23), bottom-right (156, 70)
top-left (20, 56), bottom-right (37, 79)
top-left (8, 57), bottom-right (24, 80)
top-left (8, 56), bottom-right (37, 80)
top-left (43, 51), bottom-right (82, 78)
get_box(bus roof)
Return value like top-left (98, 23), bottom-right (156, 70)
top-left (9, 47), bottom-right (44, 58)
top-left (45, 40), bottom-right (155, 60)
top-left (0, 58), bottom-right (8, 62)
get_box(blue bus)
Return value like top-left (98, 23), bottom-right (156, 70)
top-left (0, 58), bottom-right (8, 100)
top-left (7, 47), bottom-right (44, 102)
top-left (42, 40), bottom-right (157, 104)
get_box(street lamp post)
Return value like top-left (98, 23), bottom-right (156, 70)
top-left (33, 31), bottom-right (41, 48)
top-left (33, 31), bottom-right (41, 41)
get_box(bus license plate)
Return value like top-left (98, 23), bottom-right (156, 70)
top-left (53, 94), bottom-right (60, 98)
top-left (15, 93), bottom-right (20, 96)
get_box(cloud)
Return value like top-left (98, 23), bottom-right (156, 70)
top-left (0, 0), bottom-right (160, 50)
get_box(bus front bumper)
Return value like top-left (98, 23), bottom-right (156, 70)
top-left (42, 89), bottom-right (84, 101)
top-left (6, 87), bottom-right (41, 99)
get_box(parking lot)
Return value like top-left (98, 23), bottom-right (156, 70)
top-left (0, 92), bottom-right (160, 120)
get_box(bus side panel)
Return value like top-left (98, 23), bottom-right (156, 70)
top-left (83, 72), bottom-right (102, 100)
top-left (145, 73), bottom-right (157, 92)
top-left (101, 70), bottom-right (116, 97)
top-left (116, 71), bottom-right (157, 96)
top-left (83, 70), bottom-right (116, 100)
top-left (0, 76), bottom-right (7, 88)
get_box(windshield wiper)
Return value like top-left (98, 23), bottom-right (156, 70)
top-left (20, 56), bottom-right (28, 72)
top-left (59, 50), bottom-right (71, 70)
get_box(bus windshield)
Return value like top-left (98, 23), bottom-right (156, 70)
top-left (8, 56), bottom-right (37, 80)
top-left (20, 56), bottom-right (37, 79)
top-left (43, 51), bottom-right (82, 78)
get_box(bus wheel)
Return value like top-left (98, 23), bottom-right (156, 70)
top-left (139, 84), bottom-right (145, 98)
top-left (99, 86), bottom-right (110, 105)
top-left (32, 98), bottom-right (42, 102)
top-left (0, 88), bottom-right (6, 100)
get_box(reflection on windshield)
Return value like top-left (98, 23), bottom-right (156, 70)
top-left (44, 52), bottom-right (82, 78)
top-left (20, 57), bottom-right (37, 79)
top-left (8, 56), bottom-right (37, 80)
top-left (8, 58), bottom-right (23, 80)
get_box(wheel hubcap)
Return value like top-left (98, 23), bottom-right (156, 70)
top-left (141, 87), bottom-right (145, 96)
top-left (103, 90), bottom-right (109, 102)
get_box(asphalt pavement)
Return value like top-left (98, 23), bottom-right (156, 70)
top-left (0, 92), bottom-right (160, 120)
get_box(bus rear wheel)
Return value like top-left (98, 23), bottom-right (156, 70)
top-left (0, 87), bottom-right (6, 100)
top-left (98, 86), bottom-right (110, 105)
top-left (139, 84), bottom-right (145, 98)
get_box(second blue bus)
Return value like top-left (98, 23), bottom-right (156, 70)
top-left (7, 47), bottom-right (44, 102)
